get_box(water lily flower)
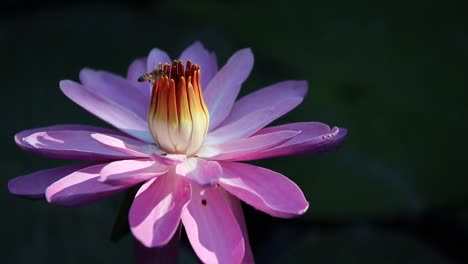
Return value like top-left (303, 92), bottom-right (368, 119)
top-left (9, 41), bottom-right (346, 263)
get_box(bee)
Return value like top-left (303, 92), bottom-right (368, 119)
top-left (137, 69), bottom-right (164, 82)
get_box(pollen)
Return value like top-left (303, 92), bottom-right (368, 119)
top-left (147, 60), bottom-right (210, 156)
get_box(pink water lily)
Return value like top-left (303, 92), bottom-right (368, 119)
top-left (9, 41), bottom-right (346, 263)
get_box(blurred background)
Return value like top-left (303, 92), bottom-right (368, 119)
top-left (1, 0), bottom-right (467, 263)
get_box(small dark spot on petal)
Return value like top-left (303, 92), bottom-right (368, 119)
top-left (202, 199), bottom-right (207, 206)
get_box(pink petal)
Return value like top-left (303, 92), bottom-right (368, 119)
top-left (220, 190), bottom-right (255, 264)
top-left (91, 133), bottom-right (157, 157)
top-left (130, 175), bottom-right (190, 247)
top-left (219, 80), bottom-right (307, 128)
top-left (178, 41), bottom-right (218, 89)
top-left (8, 164), bottom-right (89, 199)
top-left (181, 185), bottom-right (245, 264)
top-left (127, 56), bottom-right (151, 97)
top-left (238, 123), bottom-right (347, 160)
top-left (175, 158), bottom-right (222, 186)
top-left (205, 107), bottom-right (277, 144)
top-left (45, 163), bottom-right (131, 206)
top-left (19, 130), bottom-right (134, 160)
top-left (219, 162), bottom-right (309, 218)
top-left (149, 153), bottom-right (187, 166)
top-left (206, 82), bottom-right (305, 144)
top-left (198, 130), bottom-right (300, 161)
top-left (15, 125), bottom-right (123, 154)
top-left (79, 68), bottom-right (149, 121)
top-left (60, 80), bottom-right (153, 142)
top-left (90, 134), bottom-right (185, 167)
top-left (146, 48), bottom-right (171, 72)
top-left (99, 159), bottom-right (167, 185)
top-left (204, 49), bottom-right (254, 130)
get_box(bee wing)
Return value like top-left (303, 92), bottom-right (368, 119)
top-left (137, 69), bottom-right (163, 82)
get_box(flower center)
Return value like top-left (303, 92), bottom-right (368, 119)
top-left (147, 60), bottom-right (210, 156)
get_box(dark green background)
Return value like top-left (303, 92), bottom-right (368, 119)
top-left (1, 0), bottom-right (467, 263)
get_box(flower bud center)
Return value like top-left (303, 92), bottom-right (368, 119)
top-left (147, 60), bottom-right (209, 156)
